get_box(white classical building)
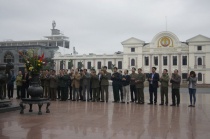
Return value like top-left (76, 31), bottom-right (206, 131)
top-left (53, 31), bottom-right (210, 84)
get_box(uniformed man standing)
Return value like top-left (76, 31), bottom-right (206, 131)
top-left (49, 70), bottom-right (57, 101)
top-left (90, 70), bottom-right (100, 102)
top-left (159, 69), bottom-right (169, 105)
top-left (100, 66), bottom-right (111, 102)
top-left (135, 68), bottom-right (145, 104)
top-left (170, 69), bottom-right (181, 107)
top-left (130, 67), bottom-right (138, 102)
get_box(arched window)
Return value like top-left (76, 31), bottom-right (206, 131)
top-left (131, 59), bottom-right (135, 66)
top-left (198, 73), bottom-right (202, 81)
top-left (4, 51), bottom-right (14, 63)
top-left (198, 57), bottom-right (202, 65)
top-left (19, 50), bottom-right (27, 63)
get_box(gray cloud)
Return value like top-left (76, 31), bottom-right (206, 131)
top-left (0, 0), bottom-right (210, 54)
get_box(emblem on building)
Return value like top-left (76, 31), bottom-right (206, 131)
top-left (158, 36), bottom-right (173, 47)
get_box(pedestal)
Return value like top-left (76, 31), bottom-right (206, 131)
top-left (20, 98), bottom-right (50, 115)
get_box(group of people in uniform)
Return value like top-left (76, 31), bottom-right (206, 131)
top-left (5, 65), bottom-right (198, 107)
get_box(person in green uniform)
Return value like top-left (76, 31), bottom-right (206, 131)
top-left (100, 66), bottom-right (111, 102)
top-left (170, 69), bottom-right (181, 107)
top-left (90, 70), bottom-right (100, 102)
top-left (135, 68), bottom-right (145, 104)
top-left (159, 69), bottom-right (169, 106)
top-left (43, 70), bottom-right (50, 98)
top-left (49, 70), bottom-right (57, 101)
top-left (58, 70), bottom-right (68, 101)
top-left (130, 67), bottom-right (138, 102)
top-left (16, 71), bottom-right (22, 99)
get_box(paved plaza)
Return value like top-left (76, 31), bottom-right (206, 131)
top-left (0, 87), bottom-right (210, 139)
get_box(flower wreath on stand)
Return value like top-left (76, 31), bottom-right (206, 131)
top-left (18, 49), bottom-right (45, 75)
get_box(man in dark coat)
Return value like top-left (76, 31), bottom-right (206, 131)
top-left (148, 67), bottom-right (159, 105)
top-left (111, 67), bottom-right (122, 103)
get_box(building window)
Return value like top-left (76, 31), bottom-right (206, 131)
top-left (68, 61), bottom-right (73, 69)
top-left (4, 51), bottom-right (14, 63)
top-left (19, 50), bottom-right (27, 63)
top-left (198, 73), bottom-right (202, 81)
top-left (198, 57), bottom-right (202, 65)
top-left (87, 62), bottom-right (91, 69)
top-left (97, 61), bottom-right (101, 69)
top-left (182, 56), bottom-right (187, 65)
top-left (131, 48), bottom-right (135, 52)
top-left (60, 61), bottom-right (64, 70)
top-left (173, 56), bottom-right (177, 66)
top-left (108, 61), bottom-right (112, 69)
top-left (118, 61), bottom-right (122, 69)
top-left (144, 57), bottom-right (149, 66)
top-left (131, 59), bottom-right (135, 66)
top-left (154, 56), bottom-right (158, 66)
top-left (197, 46), bottom-right (202, 51)
top-left (182, 73), bottom-right (188, 80)
top-left (78, 62), bottom-right (83, 69)
top-left (163, 56), bottom-right (167, 66)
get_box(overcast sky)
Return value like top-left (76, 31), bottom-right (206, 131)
top-left (1, 0), bottom-right (210, 54)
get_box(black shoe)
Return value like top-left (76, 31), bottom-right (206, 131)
top-left (121, 101), bottom-right (125, 103)
top-left (192, 105), bottom-right (195, 107)
top-left (100, 100), bottom-right (104, 102)
top-left (170, 104), bottom-right (176, 106)
top-left (165, 103), bottom-right (168, 106)
top-left (159, 103), bottom-right (164, 105)
top-left (72, 99), bottom-right (76, 101)
top-left (130, 100), bottom-right (134, 103)
top-left (148, 103), bottom-right (153, 105)
top-left (127, 102), bottom-right (129, 104)
top-left (188, 105), bottom-right (192, 107)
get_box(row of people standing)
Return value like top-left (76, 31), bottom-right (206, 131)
top-left (111, 66), bottom-right (197, 107)
top-left (39, 67), bottom-right (112, 102)
top-left (11, 66), bottom-right (197, 108)
top-left (4, 69), bottom-right (30, 99)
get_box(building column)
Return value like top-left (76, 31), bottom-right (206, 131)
top-left (93, 59), bottom-right (96, 69)
top-left (168, 54), bottom-right (171, 73)
top-left (56, 60), bottom-right (59, 74)
top-left (203, 56), bottom-right (205, 67)
top-left (83, 59), bottom-right (86, 69)
top-left (195, 56), bottom-right (197, 67)
top-left (159, 55), bottom-right (162, 72)
top-left (135, 57), bottom-right (140, 68)
top-left (178, 54), bottom-right (181, 73)
top-left (150, 55), bottom-right (152, 70)
top-left (203, 73), bottom-right (205, 84)
top-left (128, 57), bottom-right (130, 69)
top-left (63, 41), bottom-right (65, 47)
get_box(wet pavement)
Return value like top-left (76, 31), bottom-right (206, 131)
top-left (0, 87), bottom-right (210, 139)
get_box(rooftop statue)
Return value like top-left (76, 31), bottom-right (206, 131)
top-left (52, 20), bottom-right (56, 29)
